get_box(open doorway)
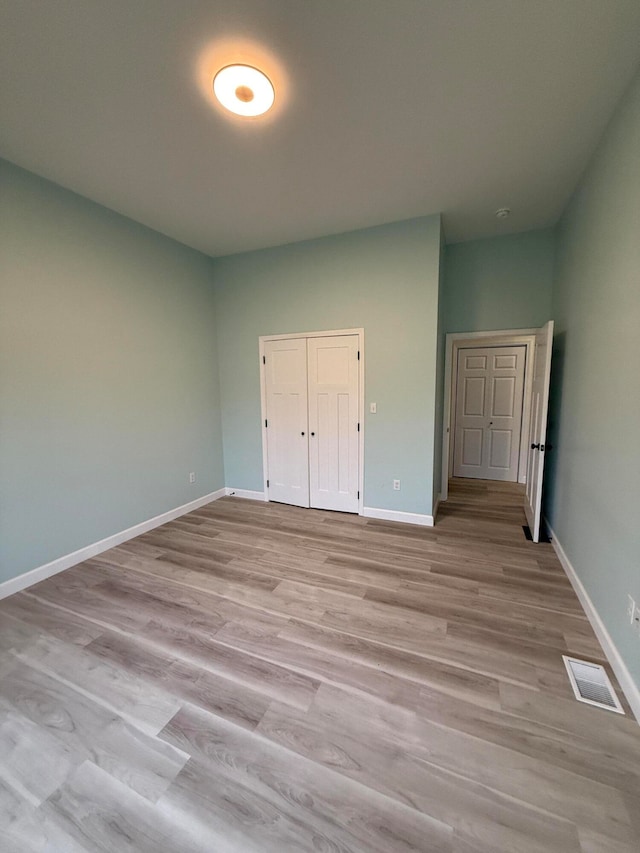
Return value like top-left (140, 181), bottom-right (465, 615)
top-left (441, 329), bottom-right (537, 501)
top-left (440, 324), bottom-right (554, 543)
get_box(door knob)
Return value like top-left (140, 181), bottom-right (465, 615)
top-left (301, 431), bottom-right (305, 436)
top-left (531, 443), bottom-right (540, 450)
top-left (311, 432), bottom-right (315, 436)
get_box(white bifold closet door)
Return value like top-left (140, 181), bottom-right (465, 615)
top-left (307, 335), bottom-right (359, 513)
top-left (263, 334), bottom-right (359, 513)
top-left (263, 338), bottom-right (310, 508)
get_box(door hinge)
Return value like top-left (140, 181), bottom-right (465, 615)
top-left (357, 490), bottom-right (360, 499)
top-left (263, 355), bottom-right (266, 364)
top-left (266, 479), bottom-right (269, 488)
top-left (357, 350), bottom-right (360, 360)
top-left (265, 419), bottom-right (268, 428)
top-left (357, 422), bottom-right (360, 432)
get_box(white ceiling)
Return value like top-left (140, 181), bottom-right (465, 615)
top-left (2, 1), bottom-right (640, 256)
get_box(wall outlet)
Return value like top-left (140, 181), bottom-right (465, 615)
top-left (393, 479), bottom-right (401, 491)
top-left (189, 472), bottom-right (196, 484)
top-left (628, 595), bottom-right (640, 634)
top-left (370, 402), bottom-right (377, 414)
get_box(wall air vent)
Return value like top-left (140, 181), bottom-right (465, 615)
top-left (562, 656), bottom-right (624, 714)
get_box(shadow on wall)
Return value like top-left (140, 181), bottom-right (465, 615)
top-left (445, 252), bottom-right (486, 332)
top-left (542, 329), bottom-right (566, 517)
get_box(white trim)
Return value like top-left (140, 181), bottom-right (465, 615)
top-left (441, 328), bottom-right (537, 501)
top-left (0, 489), bottom-right (226, 601)
top-left (447, 328), bottom-right (539, 340)
top-left (259, 328), bottom-right (364, 341)
top-left (433, 493), bottom-right (441, 522)
top-left (225, 488), bottom-right (267, 501)
top-left (363, 506), bottom-right (434, 527)
top-left (547, 521), bottom-right (640, 724)
top-left (259, 337), bottom-right (270, 504)
top-left (357, 333), bottom-right (365, 517)
top-left (259, 328), bottom-right (365, 516)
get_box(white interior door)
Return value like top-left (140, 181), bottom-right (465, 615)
top-left (307, 335), bottom-right (359, 512)
top-left (453, 345), bottom-right (526, 481)
top-left (264, 338), bottom-right (309, 507)
top-left (524, 321), bottom-right (554, 542)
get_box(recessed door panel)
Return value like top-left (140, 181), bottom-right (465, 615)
top-left (337, 392), bottom-right (350, 494)
top-left (272, 348), bottom-right (303, 384)
top-left (463, 377), bottom-right (486, 417)
top-left (488, 429), bottom-right (512, 470)
top-left (316, 347), bottom-right (350, 385)
top-left (462, 428), bottom-right (483, 466)
top-left (494, 354), bottom-right (517, 369)
top-left (453, 345), bottom-right (526, 482)
top-left (465, 355), bottom-right (487, 370)
top-left (269, 394), bottom-right (306, 491)
top-left (308, 335), bottom-right (359, 513)
top-left (264, 338), bottom-right (309, 507)
top-left (316, 393), bottom-right (330, 493)
top-left (492, 376), bottom-right (516, 417)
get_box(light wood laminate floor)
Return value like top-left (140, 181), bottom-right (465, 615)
top-left (1, 479), bottom-right (639, 852)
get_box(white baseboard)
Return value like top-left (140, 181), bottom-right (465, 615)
top-left (362, 506), bottom-right (434, 527)
top-left (0, 489), bottom-right (226, 601)
top-left (433, 493), bottom-right (442, 522)
top-left (546, 520), bottom-right (640, 724)
top-left (225, 488), bottom-right (267, 501)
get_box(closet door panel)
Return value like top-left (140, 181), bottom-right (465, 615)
top-left (264, 338), bottom-right (309, 507)
top-left (307, 335), bottom-right (359, 512)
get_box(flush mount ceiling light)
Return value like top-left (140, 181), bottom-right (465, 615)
top-left (495, 207), bottom-right (511, 219)
top-left (213, 64), bottom-right (275, 117)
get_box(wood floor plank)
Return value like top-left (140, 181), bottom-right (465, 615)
top-left (0, 612), bottom-right (43, 657)
top-left (0, 661), bottom-right (189, 803)
top-left (85, 628), bottom-right (272, 729)
top-left (138, 624), bottom-right (319, 709)
top-left (14, 634), bottom-right (181, 735)
top-left (0, 477), bottom-right (637, 851)
top-left (256, 698), bottom-right (583, 853)
top-left (0, 701), bottom-right (80, 805)
top-left (0, 778), bottom-right (48, 852)
top-left (23, 582), bottom-right (150, 634)
top-left (417, 681), bottom-right (640, 792)
top-left (278, 620), bottom-right (502, 709)
top-left (0, 593), bottom-right (104, 647)
top-left (303, 677), bottom-right (634, 842)
top-left (42, 761), bottom-right (214, 853)
top-left (160, 701), bottom-right (454, 853)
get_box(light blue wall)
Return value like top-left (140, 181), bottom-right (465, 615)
top-left (213, 216), bottom-right (442, 517)
top-left (545, 68), bottom-right (640, 690)
top-left (0, 161), bottom-right (224, 582)
top-left (445, 229), bottom-right (555, 333)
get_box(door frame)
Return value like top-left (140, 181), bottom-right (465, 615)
top-left (259, 328), bottom-right (365, 516)
top-left (441, 328), bottom-right (537, 502)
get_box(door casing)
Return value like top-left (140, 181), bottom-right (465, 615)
top-left (259, 328), bottom-right (365, 516)
top-left (441, 329), bottom-right (537, 503)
